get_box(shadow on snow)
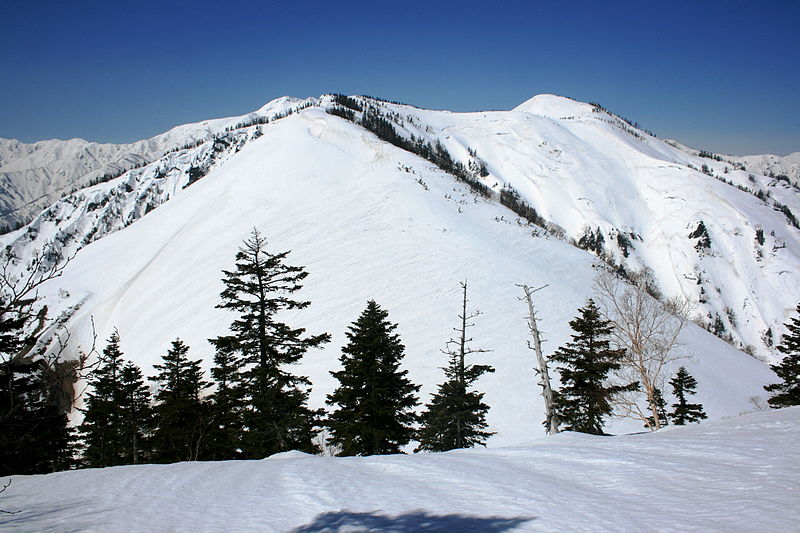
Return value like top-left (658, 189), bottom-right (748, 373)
top-left (289, 510), bottom-right (534, 532)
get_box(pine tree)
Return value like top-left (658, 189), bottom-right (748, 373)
top-left (417, 281), bottom-right (494, 451)
top-left (209, 229), bottom-right (330, 458)
top-left (150, 339), bottom-right (210, 462)
top-left (645, 387), bottom-right (669, 429)
top-left (765, 304), bottom-right (800, 408)
top-left (118, 361), bottom-right (153, 464)
top-left (327, 300), bottom-right (420, 456)
top-left (0, 357), bottom-right (78, 475)
top-left (549, 299), bottom-right (637, 435)
top-left (81, 331), bottom-right (127, 467)
top-left (205, 343), bottom-right (246, 460)
top-left (1, 249), bottom-right (80, 475)
top-left (668, 366), bottom-right (707, 424)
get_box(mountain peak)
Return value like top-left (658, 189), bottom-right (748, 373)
top-left (512, 94), bottom-right (595, 118)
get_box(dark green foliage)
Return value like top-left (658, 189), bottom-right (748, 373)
top-left (81, 332), bottom-right (152, 467)
top-left (327, 106), bottom-right (355, 121)
top-left (417, 283), bottom-right (494, 452)
top-left (327, 101), bottom-right (491, 198)
top-left (0, 251), bottom-right (79, 475)
top-left (689, 221), bottom-right (711, 251)
top-left (645, 388), bottom-right (669, 429)
top-left (577, 226), bottom-right (605, 255)
top-left (668, 366), bottom-right (707, 425)
top-left (499, 186), bottom-right (548, 227)
top-left (773, 201), bottom-right (799, 229)
top-left (150, 339), bottom-right (210, 463)
top-left (326, 301), bottom-right (420, 456)
top-left (765, 305), bottom-right (800, 408)
top-left (755, 228), bottom-right (765, 246)
top-left (331, 94), bottom-right (363, 112)
top-left (205, 343), bottom-right (246, 460)
top-left (698, 150), bottom-right (722, 161)
top-left (209, 229), bottom-right (330, 458)
top-left (0, 358), bottom-right (78, 475)
top-left (118, 361), bottom-right (153, 464)
top-left (550, 299), bottom-right (637, 435)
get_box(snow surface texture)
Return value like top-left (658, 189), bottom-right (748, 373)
top-left (0, 98), bottom-right (783, 444)
top-left (2, 407), bottom-right (797, 532)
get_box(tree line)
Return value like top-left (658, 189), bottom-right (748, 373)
top-left (2, 230), bottom-right (799, 476)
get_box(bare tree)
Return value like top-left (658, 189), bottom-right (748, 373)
top-left (518, 284), bottom-right (559, 435)
top-left (594, 269), bottom-right (691, 430)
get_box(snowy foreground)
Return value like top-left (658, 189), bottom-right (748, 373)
top-left (2, 408), bottom-right (797, 533)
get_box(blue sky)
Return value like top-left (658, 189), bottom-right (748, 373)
top-left (1, 0), bottom-right (798, 155)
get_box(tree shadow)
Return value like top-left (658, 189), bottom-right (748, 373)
top-left (289, 510), bottom-right (534, 532)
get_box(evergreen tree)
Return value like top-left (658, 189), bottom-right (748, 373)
top-left (549, 299), bottom-right (637, 435)
top-left (81, 331), bottom-right (127, 467)
top-left (417, 281), bottom-right (494, 451)
top-left (118, 361), bottom-right (153, 464)
top-left (0, 357), bottom-right (78, 475)
top-left (327, 300), bottom-right (420, 456)
top-left (765, 304), bottom-right (800, 408)
top-left (205, 343), bottom-right (246, 460)
top-left (645, 387), bottom-right (669, 429)
top-left (209, 229), bottom-right (330, 458)
top-left (1, 251), bottom-right (80, 475)
top-left (668, 366), bottom-right (707, 424)
top-left (150, 339), bottom-right (210, 463)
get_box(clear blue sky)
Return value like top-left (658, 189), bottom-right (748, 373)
top-left (1, 0), bottom-right (798, 155)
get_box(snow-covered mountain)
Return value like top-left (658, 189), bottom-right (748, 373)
top-left (4, 407), bottom-right (798, 532)
top-left (0, 93), bottom-right (795, 443)
top-left (0, 97), bottom-right (312, 229)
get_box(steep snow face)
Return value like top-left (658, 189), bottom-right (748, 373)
top-left (4, 408), bottom-right (797, 532)
top-left (339, 95), bottom-right (800, 362)
top-left (0, 97), bottom-right (315, 228)
top-left (0, 105), bottom-right (777, 445)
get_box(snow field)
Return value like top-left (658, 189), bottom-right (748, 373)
top-left (2, 407), bottom-right (797, 532)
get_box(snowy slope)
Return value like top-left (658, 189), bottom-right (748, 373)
top-left (734, 151), bottom-right (800, 185)
top-left (0, 103), bottom-right (778, 444)
top-left (3, 407), bottom-right (797, 532)
top-left (343, 94), bottom-right (800, 362)
top-left (0, 97), bottom-right (314, 228)
top-left (3, 95), bottom-right (798, 362)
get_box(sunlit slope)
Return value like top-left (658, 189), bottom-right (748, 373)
top-left (26, 107), bottom-right (775, 443)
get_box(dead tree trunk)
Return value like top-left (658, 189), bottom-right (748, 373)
top-left (519, 284), bottom-right (559, 435)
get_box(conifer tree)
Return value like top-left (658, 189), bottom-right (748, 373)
top-left (205, 344), bottom-right (246, 460)
top-left (1, 251), bottom-right (78, 475)
top-left (764, 304), bottom-right (800, 408)
top-left (81, 331), bottom-right (127, 467)
top-left (150, 339), bottom-right (209, 462)
top-left (549, 299), bottom-right (637, 435)
top-left (417, 281), bottom-right (494, 451)
top-left (668, 366), bottom-right (707, 425)
top-left (209, 229), bottom-right (330, 458)
top-left (327, 300), bottom-right (420, 456)
top-left (118, 361), bottom-right (153, 464)
top-left (645, 387), bottom-right (669, 429)
top-left (0, 358), bottom-right (78, 474)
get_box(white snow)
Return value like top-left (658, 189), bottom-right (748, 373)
top-left (0, 99), bottom-right (787, 443)
top-left (2, 407), bottom-right (797, 532)
top-left (0, 96), bottom-right (315, 226)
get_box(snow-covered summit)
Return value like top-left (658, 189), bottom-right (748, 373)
top-left (513, 93), bottom-right (596, 118)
